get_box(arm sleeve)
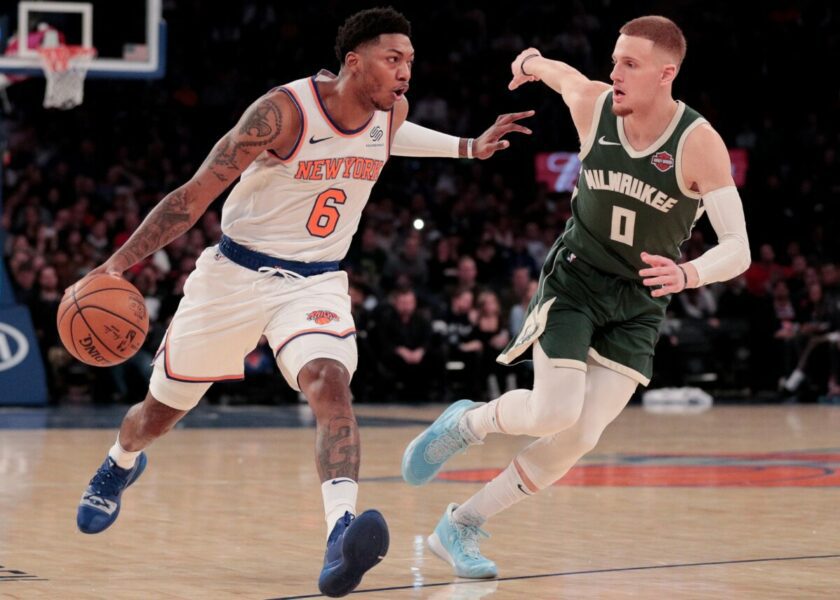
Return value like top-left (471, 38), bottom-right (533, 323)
top-left (688, 185), bottom-right (752, 286)
top-left (391, 121), bottom-right (460, 158)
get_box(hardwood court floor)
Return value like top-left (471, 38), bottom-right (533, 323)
top-left (2, 404), bottom-right (840, 599)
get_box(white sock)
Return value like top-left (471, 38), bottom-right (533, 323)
top-left (452, 462), bottom-right (534, 526)
top-left (461, 390), bottom-right (530, 440)
top-left (321, 478), bottom-right (358, 538)
top-left (784, 369), bottom-right (805, 392)
top-left (108, 436), bottom-right (140, 470)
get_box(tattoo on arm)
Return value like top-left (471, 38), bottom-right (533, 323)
top-left (114, 187), bottom-right (193, 268)
top-left (203, 97), bottom-right (284, 183)
top-left (111, 97), bottom-right (286, 271)
top-left (316, 416), bottom-right (360, 481)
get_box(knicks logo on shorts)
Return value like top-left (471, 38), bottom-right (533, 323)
top-left (307, 310), bottom-right (339, 325)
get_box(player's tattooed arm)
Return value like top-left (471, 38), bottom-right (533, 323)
top-left (317, 416), bottom-right (361, 481)
top-left (107, 186), bottom-right (193, 271)
top-left (101, 91), bottom-right (300, 274)
top-left (199, 93), bottom-right (295, 183)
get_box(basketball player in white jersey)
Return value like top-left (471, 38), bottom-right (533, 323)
top-left (71, 7), bottom-right (532, 597)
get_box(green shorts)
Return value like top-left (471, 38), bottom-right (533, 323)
top-left (498, 241), bottom-right (668, 385)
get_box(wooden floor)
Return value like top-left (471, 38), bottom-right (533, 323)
top-left (3, 404), bottom-right (840, 599)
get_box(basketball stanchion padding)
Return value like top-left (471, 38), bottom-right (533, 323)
top-left (57, 274), bottom-right (149, 366)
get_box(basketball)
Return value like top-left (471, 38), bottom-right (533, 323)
top-left (57, 274), bottom-right (149, 367)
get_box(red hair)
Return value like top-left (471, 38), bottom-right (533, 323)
top-left (620, 16), bottom-right (686, 66)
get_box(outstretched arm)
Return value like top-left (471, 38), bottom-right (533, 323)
top-left (88, 90), bottom-right (301, 277)
top-left (639, 125), bottom-right (751, 297)
top-left (509, 48), bottom-right (609, 142)
top-left (390, 97), bottom-right (533, 160)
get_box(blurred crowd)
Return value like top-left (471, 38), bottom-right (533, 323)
top-left (2, 1), bottom-right (838, 404)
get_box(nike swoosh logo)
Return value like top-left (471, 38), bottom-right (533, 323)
top-left (331, 478), bottom-right (354, 485)
top-left (310, 135), bottom-right (332, 144)
top-left (517, 483), bottom-right (532, 496)
top-left (598, 135), bottom-right (621, 146)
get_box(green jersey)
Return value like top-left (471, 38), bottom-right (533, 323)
top-left (562, 91), bottom-right (707, 280)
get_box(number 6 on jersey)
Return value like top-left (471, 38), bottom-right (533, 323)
top-left (307, 189), bottom-right (347, 238)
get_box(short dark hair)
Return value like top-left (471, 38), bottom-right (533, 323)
top-left (334, 7), bottom-right (411, 64)
top-left (620, 15), bottom-right (686, 66)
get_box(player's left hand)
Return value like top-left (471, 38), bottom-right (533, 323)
top-left (473, 110), bottom-right (535, 159)
top-left (639, 252), bottom-right (688, 297)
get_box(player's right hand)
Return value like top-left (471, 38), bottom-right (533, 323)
top-left (509, 48), bottom-right (542, 91)
top-left (64, 261), bottom-right (124, 294)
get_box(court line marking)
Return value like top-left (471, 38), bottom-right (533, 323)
top-left (267, 553), bottom-right (840, 599)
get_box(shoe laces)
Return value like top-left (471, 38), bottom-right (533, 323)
top-left (456, 521), bottom-right (490, 559)
top-left (87, 461), bottom-right (128, 498)
top-left (425, 429), bottom-right (468, 463)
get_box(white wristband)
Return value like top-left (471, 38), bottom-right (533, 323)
top-left (466, 138), bottom-right (474, 159)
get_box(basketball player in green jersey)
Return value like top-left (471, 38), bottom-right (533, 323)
top-left (402, 16), bottom-right (751, 578)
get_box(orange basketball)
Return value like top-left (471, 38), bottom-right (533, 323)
top-left (57, 274), bottom-right (149, 367)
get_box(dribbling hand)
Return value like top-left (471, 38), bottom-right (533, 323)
top-left (64, 260), bottom-right (125, 295)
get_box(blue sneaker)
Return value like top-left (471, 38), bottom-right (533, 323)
top-left (402, 399), bottom-right (481, 486)
top-left (427, 503), bottom-right (497, 579)
top-left (318, 509), bottom-right (389, 597)
top-left (77, 452), bottom-right (147, 534)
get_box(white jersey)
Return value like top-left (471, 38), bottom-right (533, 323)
top-left (220, 71), bottom-right (392, 262)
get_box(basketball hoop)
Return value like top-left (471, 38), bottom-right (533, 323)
top-left (37, 45), bottom-right (97, 110)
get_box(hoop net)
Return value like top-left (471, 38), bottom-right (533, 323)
top-left (37, 45), bottom-right (97, 110)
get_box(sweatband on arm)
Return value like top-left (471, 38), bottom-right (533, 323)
top-left (688, 185), bottom-right (751, 286)
top-left (391, 121), bottom-right (461, 158)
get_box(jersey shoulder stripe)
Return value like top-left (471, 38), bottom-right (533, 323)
top-left (266, 86), bottom-right (307, 163)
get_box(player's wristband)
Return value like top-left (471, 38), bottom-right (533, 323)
top-left (520, 53), bottom-right (540, 76)
top-left (678, 265), bottom-right (688, 291)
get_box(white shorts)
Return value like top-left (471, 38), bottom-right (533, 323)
top-left (149, 246), bottom-right (357, 410)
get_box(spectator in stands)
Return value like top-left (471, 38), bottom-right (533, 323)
top-left (382, 230), bottom-right (429, 292)
top-left (375, 288), bottom-right (435, 402)
top-left (433, 287), bottom-right (482, 400)
top-left (474, 290), bottom-right (511, 399)
top-left (745, 243), bottom-right (790, 296)
top-left (345, 226), bottom-right (388, 296)
top-left (453, 255), bottom-right (479, 298)
top-left (427, 236), bottom-right (460, 304)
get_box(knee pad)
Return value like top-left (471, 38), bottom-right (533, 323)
top-left (496, 368), bottom-right (585, 437)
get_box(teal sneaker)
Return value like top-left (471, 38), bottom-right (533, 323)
top-left (427, 503), bottom-right (497, 579)
top-left (401, 399), bottom-right (481, 486)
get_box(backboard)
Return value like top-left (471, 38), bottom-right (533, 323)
top-left (0, 0), bottom-right (165, 79)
